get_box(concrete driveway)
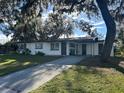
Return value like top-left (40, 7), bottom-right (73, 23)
top-left (0, 56), bottom-right (84, 93)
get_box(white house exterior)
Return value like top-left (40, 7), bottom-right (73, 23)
top-left (17, 38), bottom-right (114, 56)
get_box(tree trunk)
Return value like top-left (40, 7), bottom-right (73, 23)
top-left (96, 0), bottom-right (116, 60)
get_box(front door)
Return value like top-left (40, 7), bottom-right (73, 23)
top-left (61, 42), bottom-right (66, 55)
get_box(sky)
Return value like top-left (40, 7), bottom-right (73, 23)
top-left (0, 4), bottom-right (107, 44)
top-left (65, 12), bottom-right (107, 38)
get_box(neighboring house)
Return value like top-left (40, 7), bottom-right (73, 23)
top-left (17, 37), bottom-right (114, 56)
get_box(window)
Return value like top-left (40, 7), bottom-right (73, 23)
top-left (35, 43), bottom-right (43, 49)
top-left (51, 43), bottom-right (59, 50)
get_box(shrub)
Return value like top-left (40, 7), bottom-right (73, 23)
top-left (36, 51), bottom-right (45, 56)
top-left (115, 46), bottom-right (124, 57)
top-left (22, 48), bottom-right (31, 55)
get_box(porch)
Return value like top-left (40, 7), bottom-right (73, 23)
top-left (61, 42), bottom-right (100, 56)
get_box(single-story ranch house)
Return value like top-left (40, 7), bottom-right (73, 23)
top-left (17, 37), bottom-right (114, 56)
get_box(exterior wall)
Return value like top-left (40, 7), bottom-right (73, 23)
top-left (93, 43), bottom-right (99, 55)
top-left (86, 43), bottom-right (92, 55)
top-left (86, 43), bottom-right (99, 56)
top-left (26, 42), bottom-right (61, 55)
top-left (26, 43), bottom-right (35, 55)
top-left (66, 42), bottom-right (70, 55)
top-left (19, 41), bottom-right (114, 56)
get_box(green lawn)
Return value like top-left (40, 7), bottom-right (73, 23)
top-left (30, 56), bottom-right (124, 93)
top-left (0, 54), bottom-right (61, 76)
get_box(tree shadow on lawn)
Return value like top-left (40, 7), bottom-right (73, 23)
top-left (0, 54), bottom-right (61, 64)
top-left (78, 56), bottom-right (124, 74)
top-left (0, 54), bottom-right (62, 76)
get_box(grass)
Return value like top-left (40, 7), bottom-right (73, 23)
top-left (30, 56), bottom-right (124, 93)
top-left (0, 54), bottom-right (61, 76)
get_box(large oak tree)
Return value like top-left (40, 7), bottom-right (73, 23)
top-left (12, 13), bottom-right (74, 42)
top-left (0, 0), bottom-right (124, 60)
